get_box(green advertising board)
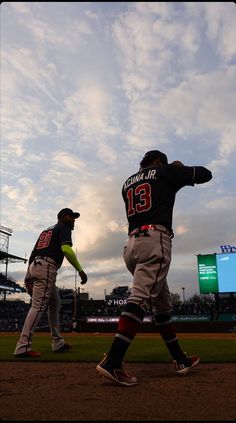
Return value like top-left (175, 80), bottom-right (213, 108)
top-left (197, 254), bottom-right (219, 294)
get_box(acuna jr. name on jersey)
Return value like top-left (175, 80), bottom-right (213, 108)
top-left (123, 169), bottom-right (157, 190)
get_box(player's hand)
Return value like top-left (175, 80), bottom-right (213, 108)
top-left (79, 270), bottom-right (87, 285)
top-left (171, 160), bottom-right (184, 167)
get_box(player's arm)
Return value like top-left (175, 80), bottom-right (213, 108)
top-left (170, 162), bottom-right (212, 185)
top-left (61, 244), bottom-right (87, 284)
top-left (192, 166), bottom-right (212, 184)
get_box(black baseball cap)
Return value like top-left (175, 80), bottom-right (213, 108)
top-left (143, 150), bottom-right (168, 164)
top-left (57, 208), bottom-right (80, 219)
top-left (140, 150), bottom-right (168, 168)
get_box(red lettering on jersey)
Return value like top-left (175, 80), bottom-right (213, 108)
top-left (37, 230), bottom-right (52, 249)
top-left (136, 183), bottom-right (151, 212)
top-left (127, 183), bottom-right (152, 216)
top-left (127, 188), bottom-right (135, 216)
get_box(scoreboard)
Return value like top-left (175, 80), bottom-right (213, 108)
top-left (197, 253), bottom-right (236, 294)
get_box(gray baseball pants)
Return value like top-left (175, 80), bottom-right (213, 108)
top-left (14, 258), bottom-right (65, 354)
top-left (123, 229), bottom-right (173, 315)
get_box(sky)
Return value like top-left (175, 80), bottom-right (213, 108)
top-left (1, 1), bottom-right (236, 303)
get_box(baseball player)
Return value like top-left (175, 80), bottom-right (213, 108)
top-left (96, 150), bottom-right (212, 386)
top-left (14, 208), bottom-right (87, 357)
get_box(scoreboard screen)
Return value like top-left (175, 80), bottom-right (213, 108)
top-left (197, 253), bottom-right (236, 294)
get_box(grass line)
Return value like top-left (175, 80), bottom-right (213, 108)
top-left (0, 333), bottom-right (236, 363)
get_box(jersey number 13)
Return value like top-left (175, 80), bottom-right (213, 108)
top-left (126, 183), bottom-right (152, 216)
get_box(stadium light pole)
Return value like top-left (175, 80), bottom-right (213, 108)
top-left (182, 287), bottom-right (185, 303)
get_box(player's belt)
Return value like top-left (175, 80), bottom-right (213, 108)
top-left (129, 224), bottom-right (173, 238)
top-left (35, 256), bottom-right (57, 266)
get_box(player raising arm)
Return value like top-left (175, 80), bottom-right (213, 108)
top-left (96, 150), bottom-right (212, 386)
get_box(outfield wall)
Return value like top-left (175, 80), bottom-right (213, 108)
top-left (75, 314), bottom-right (236, 333)
top-left (76, 321), bottom-right (235, 333)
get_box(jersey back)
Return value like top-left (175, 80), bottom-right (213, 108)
top-left (122, 164), bottom-right (194, 233)
top-left (29, 223), bottom-right (73, 268)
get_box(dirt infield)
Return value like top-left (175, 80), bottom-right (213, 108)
top-left (1, 333), bottom-right (236, 421)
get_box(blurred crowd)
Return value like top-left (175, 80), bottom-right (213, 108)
top-left (0, 294), bottom-right (235, 332)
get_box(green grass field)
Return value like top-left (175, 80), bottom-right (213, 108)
top-left (1, 332), bottom-right (236, 362)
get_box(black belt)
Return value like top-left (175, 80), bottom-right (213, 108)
top-left (34, 256), bottom-right (57, 266)
top-left (129, 224), bottom-right (174, 238)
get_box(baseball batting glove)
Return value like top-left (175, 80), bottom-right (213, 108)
top-left (79, 270), bottom-right (88, 285)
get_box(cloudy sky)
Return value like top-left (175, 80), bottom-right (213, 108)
top-left (1, 2), bottom-right (236, 303)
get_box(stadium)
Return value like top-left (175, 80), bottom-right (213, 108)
top-left (1, 225), bottom-right (235, 334)
top-left (1, 227), bottom-right (236, 421)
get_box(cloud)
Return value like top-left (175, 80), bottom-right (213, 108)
top-left (72, 178), bottom-right (126, 254)
top-left (157, 68), bottom-right (236, 143)
top-left (52, 152), bottom-right (87, 171)
top-left (2, 178), bottom-right (39, 231)
top-left (173, 206), bottom-right (236, 257)
top-left (206, 196), bottom-right (236, 211)
top-left (2, 2), bottom-right (236, 303)
top-left (9, 2), bottom-right (94, 51)
top-left (85, 10), bottom-right (99, 20)
top-left (63, 84), bottom-right (120, 140)
top-left (175, 225), bottom-right (189, 235)
top-left (9, 2), bottom-right (32, 14)
top-left (2, 48), bottom-right (60, 106)
top-left (111, 3), bottom-right (236, 161)
top-left (202, 2), bottom-right (236, 62)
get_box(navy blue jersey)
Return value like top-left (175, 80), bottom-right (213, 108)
top-left (122, 164), bottom-right (212, 234)
top-left (29, 223), bottom-right (73, 268)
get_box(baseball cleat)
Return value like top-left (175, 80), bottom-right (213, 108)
top-left (14, 350), bottom-right (42, 358)
top-left (54, 343), bottom-right (72, 353)
top-left (174, 355), bottom-right (200, 375)
top-left (96, 353), bottom-right (138, 386)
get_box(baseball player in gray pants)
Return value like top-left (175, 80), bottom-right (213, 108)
top-left (96, 150), bottom-right (212, 386)
top-left (14, 208), bottom-right (87, 357)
